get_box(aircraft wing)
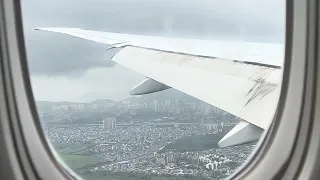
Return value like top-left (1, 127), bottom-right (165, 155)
top-left (34, 27), bottom-right (284, 147)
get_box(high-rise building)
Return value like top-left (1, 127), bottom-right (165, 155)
top-left (223, 124), bottom-right (235, 133)
top-left (103, 118), bottom-right (116, 130)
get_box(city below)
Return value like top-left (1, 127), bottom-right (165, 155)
top-left (37, 90), bottom-right (256, 180)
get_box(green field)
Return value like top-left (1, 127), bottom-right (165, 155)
top-left (162, 133), bottom-right (225, 152)
top-left (52, 143), bottom-right (96, 155)
top-left (51, 143), bottom-right (106, 170)
top-left (58, 153), bottom-right (104, 170)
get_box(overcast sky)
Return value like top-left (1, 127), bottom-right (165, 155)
top-left (21, 0), bottom-right (285, 102)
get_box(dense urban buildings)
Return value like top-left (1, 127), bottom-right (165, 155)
top-left (37, 92), bottom-right (253, 180)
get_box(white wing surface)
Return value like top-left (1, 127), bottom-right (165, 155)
top-left (35, 27), bottom-right (284, 147)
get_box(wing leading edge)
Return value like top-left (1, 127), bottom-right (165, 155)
top-left (35, 27), bottom-right (284, 147)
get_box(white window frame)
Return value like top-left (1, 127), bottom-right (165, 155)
top-left (0, 0), bottom-right (320, 179)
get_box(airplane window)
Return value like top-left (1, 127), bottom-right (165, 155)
top-left (21, 0), bottom-right (285, 179)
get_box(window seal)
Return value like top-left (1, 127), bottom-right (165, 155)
top-left (0, 0), bottom-right (318, 179)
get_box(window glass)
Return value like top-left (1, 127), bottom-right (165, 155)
top-left (21, 0), bottom-right (285, 179)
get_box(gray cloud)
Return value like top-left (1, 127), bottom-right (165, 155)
top-left (21, 0), bottom-right (285, 76)
top-left (25, 31), bottom-right (118, 76)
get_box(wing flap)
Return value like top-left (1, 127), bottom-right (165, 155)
top-left (112, 47), bottom-right (282, 129)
